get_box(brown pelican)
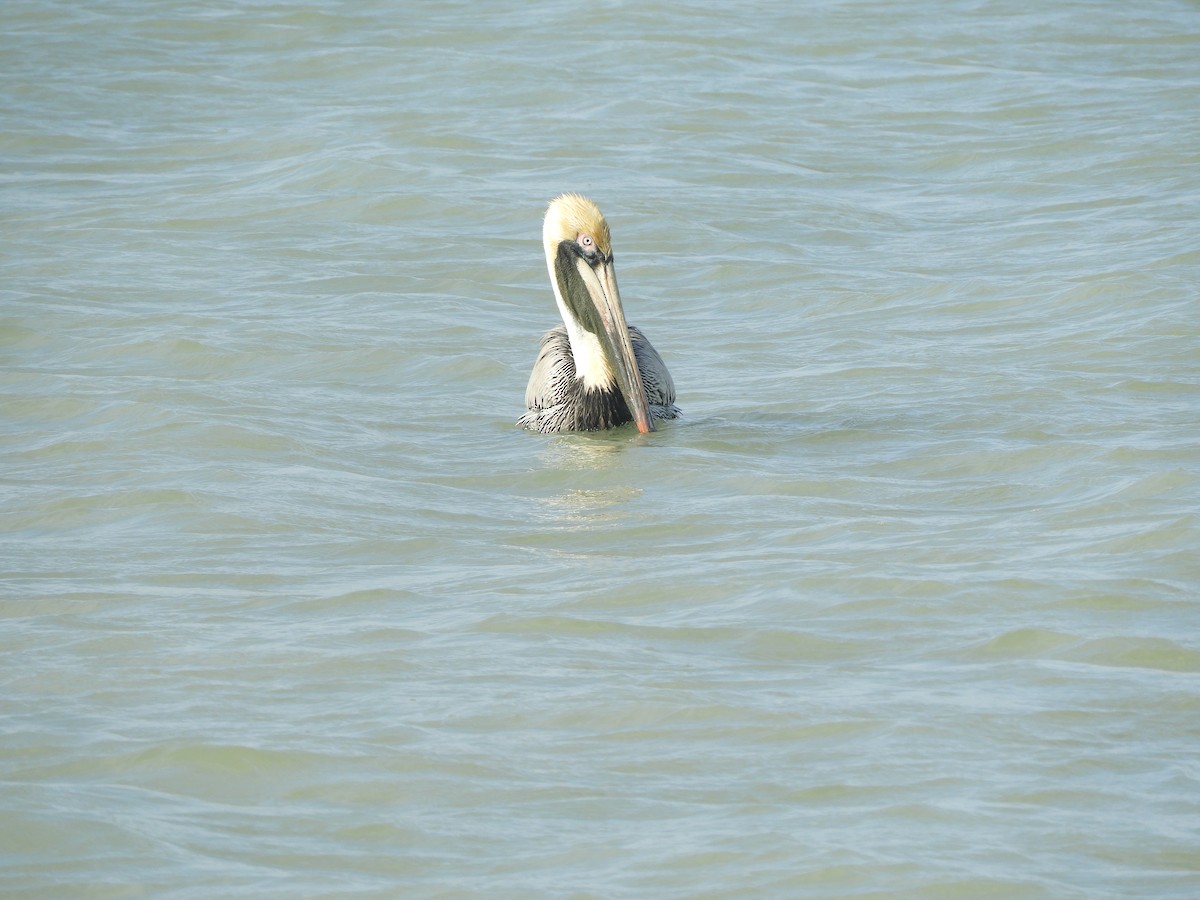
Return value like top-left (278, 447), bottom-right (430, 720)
top-left (518, 194), bottom-right (679, 434)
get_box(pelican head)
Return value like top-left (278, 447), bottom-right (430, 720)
top-left (542, 193), bottom-right (654, 433)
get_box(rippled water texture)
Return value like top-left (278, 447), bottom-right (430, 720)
top-left (3, 0), bottom-right (1199, 896)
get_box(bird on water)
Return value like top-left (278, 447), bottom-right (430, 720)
top-left (518, 193), bottom-right (679, 434)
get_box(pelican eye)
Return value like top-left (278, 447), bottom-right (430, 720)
top-left (577, 232), bottom-right (605, 263)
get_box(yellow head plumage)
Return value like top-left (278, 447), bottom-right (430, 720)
top-left (543, 193), bottom-right (612, 259)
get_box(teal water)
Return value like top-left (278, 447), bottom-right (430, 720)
top-left (3, 0), bottom-right (1199, 896)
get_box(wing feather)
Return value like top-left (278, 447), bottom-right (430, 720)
top-left (519, 323), bottom-right (680, 430)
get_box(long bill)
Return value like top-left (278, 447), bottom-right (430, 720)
top-left (573, 256), bottom-right (655, 434)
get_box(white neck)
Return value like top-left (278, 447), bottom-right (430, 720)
top-left (544, 250), bottom-right (615, 390)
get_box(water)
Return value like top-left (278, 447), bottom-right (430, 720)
top-left (3, 0), bottom-right (1199, 895)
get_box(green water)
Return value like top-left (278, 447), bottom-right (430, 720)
top-left (3, 0), bottom-right (1199, 895)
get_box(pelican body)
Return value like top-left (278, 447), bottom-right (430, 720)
top-left (518, 194), bottom-right (679, 434)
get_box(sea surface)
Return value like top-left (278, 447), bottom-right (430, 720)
top-left (3, 0), bottom-right (1199, 896)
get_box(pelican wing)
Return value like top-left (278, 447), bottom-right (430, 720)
top-left (523, 325), bottom-right (574, 414)
top-left (518, 324), bottom-right (678, 433)
top-left (629, 325), bottom-right (678, 415)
